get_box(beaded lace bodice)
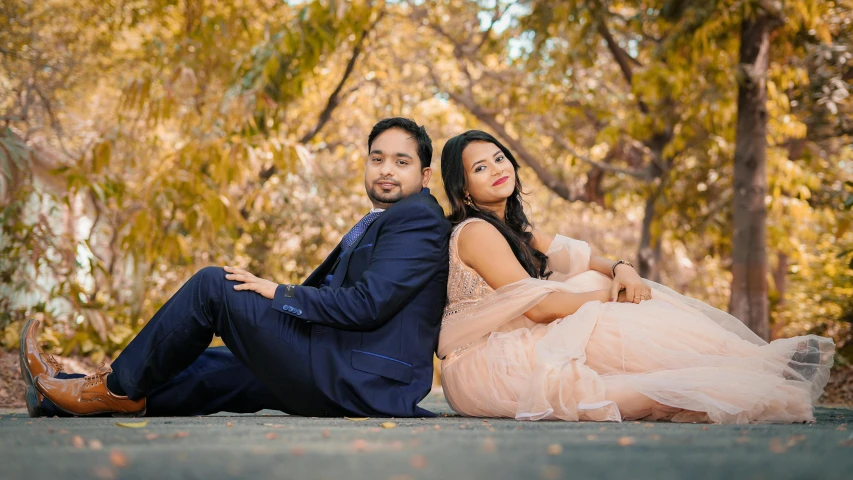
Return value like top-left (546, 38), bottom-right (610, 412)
top-left (442, 218), bottom-right (495, 323)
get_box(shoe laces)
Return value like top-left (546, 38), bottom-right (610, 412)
top-left (83, 363), bottom-right (113, 388)
top-left (44, 354), bottom-right (63, 373)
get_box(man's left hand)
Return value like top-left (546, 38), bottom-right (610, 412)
top-left (224, 266), bottom-right (278, 299)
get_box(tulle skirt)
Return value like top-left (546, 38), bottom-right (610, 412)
top-left (440, 273), bottom-right (834, 424)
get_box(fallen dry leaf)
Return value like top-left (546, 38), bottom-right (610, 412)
top-left (643, 424), bottom-right (655, 428)
top-left (786, 434), bottom-right (806, 447)
top-left (71, 436), bottom-right (85, 448)
top-left (481, 437), bottom-right (496, 453)
top-left (648, 434), bottom-right (661, 441)
top-left (109, 449), bottom-right (129, 468)
top-left (88, 439), bottom-right (103, 450)
top-left (381, 421), bottom-right (397, 429)
top-left (410, 454), bottom-right (427, 469)
top-left (769, 438), bottom-right (789, 454)
top-left (322, 430), bottom-right (331, 438)
top-left (262, 423), bottom-right (287, 429)
top-left (459, 425), bottom-right (467, 429)
top-left (617, 437), bottom-right (635, 446)
top-left (91, 466), bottom-right (116, 480)
top-left (368, 427), bottom-right (381, 433)
top-left (226, 422), bottom-right (233, 427)
top-left (345, 417), bottom-right (368, 421)
top-left (115, 420), bottom-right (148, 429)
top-left (701, 426), bottom-right (709, 431)
top-left (433, 425), bottom-right (441, 430)
top-left (291, 447), bottom-right (305, 456)
top-left (541, 465), bottom-right (562, 480)
top-left (547, 443), bottom-right (563, 455)
top-left (265, 432), bottom-right (278, 440)
top-left (144, 433), bottom-right (159, 440)
top-left (586, 434), bottom-right (598, 441)
top-left (172, 431), bottom-right (190, 439)
top-left (353, 439), bottom-right (367, 452)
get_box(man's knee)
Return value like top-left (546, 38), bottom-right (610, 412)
top-left (195, 266), bottom-right (226, 284)
top-left (192, 266), bottom-right (227, 300)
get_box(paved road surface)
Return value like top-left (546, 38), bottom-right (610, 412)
top-left (2, 391), bottom-right (852, 480)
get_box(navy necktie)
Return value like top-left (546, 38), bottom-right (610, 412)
top-left (340, 210), bottom-right (383, 252)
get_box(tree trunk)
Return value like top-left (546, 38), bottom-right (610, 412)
top-left (729, 14), bottom-right (775, 340)
top-left (769, 252), bottom-right (788, 339)
top-left (638, 188), bottom-right (660, 280)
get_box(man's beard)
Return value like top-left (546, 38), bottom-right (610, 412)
top-left (367, 185), bottom-right (404, 205)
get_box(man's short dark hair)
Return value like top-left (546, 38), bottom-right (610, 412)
top-left (367, 117), bottom-right (433, 169)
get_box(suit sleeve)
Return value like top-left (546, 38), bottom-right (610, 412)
top-left (271, 202), bottom-right (449, 331)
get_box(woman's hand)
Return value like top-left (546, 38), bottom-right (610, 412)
top-left (224, 266), bottom-right (278, 299)
top-left (609, 264), bottom-right (651, 303)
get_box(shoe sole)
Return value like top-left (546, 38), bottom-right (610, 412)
top-left (19, 318), bottom-right (43, 418)
top-left (48, 400), bottom-right (147, 418)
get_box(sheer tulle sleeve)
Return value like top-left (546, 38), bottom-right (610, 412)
top-left (545, 234), bottom-right (591, 281)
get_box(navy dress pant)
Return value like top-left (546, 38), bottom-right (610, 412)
top-left (40, 267), bottom-right (340, 417)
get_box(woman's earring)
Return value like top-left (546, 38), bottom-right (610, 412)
top-left (464, 192), bottom-right (474, 206)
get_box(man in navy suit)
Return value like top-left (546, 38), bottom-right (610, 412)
top-left (20, 117), bottom-right (451, 418)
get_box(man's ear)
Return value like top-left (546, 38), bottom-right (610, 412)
top-left (421, 167), bottom-right (432, 187)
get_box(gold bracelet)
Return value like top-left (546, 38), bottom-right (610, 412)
top-left (612, 260), bottom-right (634, 278)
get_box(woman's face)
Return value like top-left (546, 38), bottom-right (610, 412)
top-left (461, 141), bottom-right (516, 206)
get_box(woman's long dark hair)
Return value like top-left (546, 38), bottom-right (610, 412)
top-left (440, 130), bottom-right (550, 279)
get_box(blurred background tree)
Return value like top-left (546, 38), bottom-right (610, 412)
top-left (1, 0), bottom-right (851, 375)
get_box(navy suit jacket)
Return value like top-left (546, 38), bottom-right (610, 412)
top-left (271, 189), bottom-right (450, 417)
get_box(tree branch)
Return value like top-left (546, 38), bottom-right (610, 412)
top-left (549, 134), bottom-right (652, 180)
top-left (258, 13), bottom-right (380, 182)
top-left (592, 2), bottom-right (649, 115)
top-left (431, 71), bottom-right (590, 203)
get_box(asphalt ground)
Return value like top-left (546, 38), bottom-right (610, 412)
top-left (2, 391), bottom-right (852, 480)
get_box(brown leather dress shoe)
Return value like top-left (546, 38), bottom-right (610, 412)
top-left (35, 364), bottom-right (146, 417)
top-left (19, 318), bottom-right (64, 417)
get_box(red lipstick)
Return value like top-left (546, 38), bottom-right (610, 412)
top-left (492, 176), bottom-right (509, 186)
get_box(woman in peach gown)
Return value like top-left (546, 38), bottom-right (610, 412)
top-left (437, 130), bottom-right (834, 424)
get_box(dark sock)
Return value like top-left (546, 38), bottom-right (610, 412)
top-left (106, 373), bottom-right (127, 396)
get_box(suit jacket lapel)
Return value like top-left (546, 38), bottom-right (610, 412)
top-left (331, 218), bottom-right (381, 288)
top-left (316, 190), bottom-right (433, 288)
top-left (302, 243), bottom-right (342, 287)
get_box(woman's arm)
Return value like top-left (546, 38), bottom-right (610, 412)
top-left (529, 226), bottom-right (649, 303)
top-left (459, 222), bottom-right (610, 324)
top-left (530, 225), bottom-right (611, 276)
